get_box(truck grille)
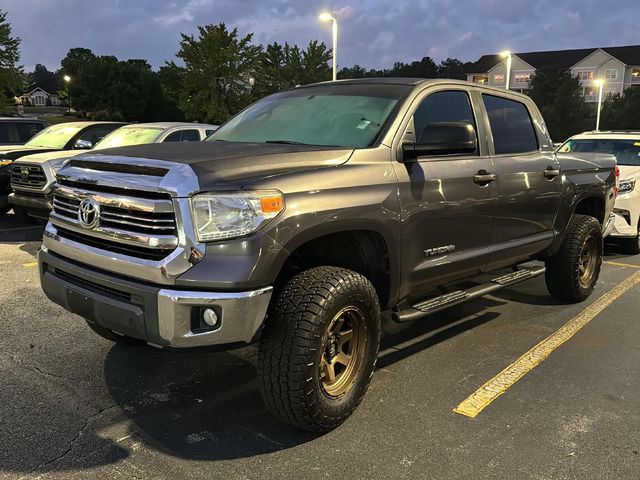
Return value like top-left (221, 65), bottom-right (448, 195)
top-left (11, 165), bottom-right (47, 189)
top-left (50, 184), bottom-right (178, 261)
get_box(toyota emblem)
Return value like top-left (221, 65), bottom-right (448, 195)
top-left (20, 167), bottom-right (29, 180)
top-left (78, 198), bottom-right (100, 229)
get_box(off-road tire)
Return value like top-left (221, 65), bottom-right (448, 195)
top-left (85, 320), bottom-right (145, 345)
top-left (258, 266), bottom-right (381, 433)
top-left (545, 214), bottom-right (603, 302)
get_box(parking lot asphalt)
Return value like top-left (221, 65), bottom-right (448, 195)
top-left (1, 212), bottom-right (639, 480)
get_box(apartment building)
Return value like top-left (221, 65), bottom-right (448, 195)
top-left (466, 45), bottom-right (640, 102)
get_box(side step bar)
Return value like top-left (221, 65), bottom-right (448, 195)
top-left (392, 266), bottom-right (546, 323)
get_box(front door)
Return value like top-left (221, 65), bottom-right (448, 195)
top-left (481, 94), bottom-right (562, 269)
top-left (393, 88), bottom-right (496, 302)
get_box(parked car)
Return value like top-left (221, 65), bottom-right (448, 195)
top-left (9, 122), bottom-right (218, 221)
top-left (0, 121), bottom-right (124, 214)
top-left (39, 79), bottom-right (616, 432)
top-left (558, 131), bottom-right (640, 253)
top-left (0, 117), bottom-right (48, 145)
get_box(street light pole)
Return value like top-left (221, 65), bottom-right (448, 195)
top-left (63, 75), bottom-right (71, 114)
top-left (595, 79), bottom-right (604, 131)
top-left (319, 13), bottom-right (338, 81)
top-left (500, 51), bottom-right (512, 90)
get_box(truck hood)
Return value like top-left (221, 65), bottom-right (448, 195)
top-left (85, 142), bottom-right (354, 188)
top-left (0, 145), bottom-right (60, 161)
top-left (14, 150), bottom-right (80, 166)
top-left (618, 165), bottom-right (640, 181)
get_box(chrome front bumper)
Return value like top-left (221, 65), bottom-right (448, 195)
top-left (39, 247), bottom-right (272, 349)
top-left (156, 287), bottom-right (273, 348)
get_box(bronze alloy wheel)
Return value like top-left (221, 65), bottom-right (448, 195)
top-left (320, 306), bottom-right (367, 397)
top-left (578, 236), bottom-right (598, 287)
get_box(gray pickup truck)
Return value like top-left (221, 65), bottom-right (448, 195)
top-left (38, 79), bottom-right (616, 432)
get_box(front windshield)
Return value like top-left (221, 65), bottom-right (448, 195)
top-left (94, 127), bottom-right (162, 150)
top-left (210, 84), bottom-right (410, 148)
top-left (559, 138), bottom-right (640, 166)
top-left (25, 123), bottom-right (84, 149)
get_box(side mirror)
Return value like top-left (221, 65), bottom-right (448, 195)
top-left (402, 122), bottom-right (477, 161)
top-left (73, 139), bottom-right (93, 150)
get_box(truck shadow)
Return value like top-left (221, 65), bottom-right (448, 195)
top-left (0, 211), bottom-right (43, 243)
top-left (97, 295), bottom-right (509, 463)
top-left (102, 345), bottom-right (315, 461)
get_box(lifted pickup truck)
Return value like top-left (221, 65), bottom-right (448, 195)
top-left (38, 79), bottom-right (616, 432)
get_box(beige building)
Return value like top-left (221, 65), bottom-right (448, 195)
top-left (466, 45), bottom-right (640, 102)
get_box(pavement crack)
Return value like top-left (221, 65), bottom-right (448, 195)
top-left (19, 403), bottom-right (120, 479)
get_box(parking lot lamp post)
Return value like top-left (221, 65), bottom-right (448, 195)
top-left (500, 51), bottom-right (512, 90)
top-left (595, 79), bottom-right (604, 131)
top-left (63, 75), bottom-right (71, 114)
top-left (319, 12), bottom-right (338, 81)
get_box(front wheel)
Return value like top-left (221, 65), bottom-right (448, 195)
top-left (545, 214), bottom-right (603, 302)
top-left (258, 266), bottom-right (381, 433)
top-left (621, 225), bottom-right (640, 255)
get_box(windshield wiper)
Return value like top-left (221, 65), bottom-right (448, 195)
top-left (264, 140), bottom-right (309, 145)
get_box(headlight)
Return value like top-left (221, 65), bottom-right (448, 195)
top-left (191, 191), bottom-right (284, 242)
top-left (619, 178), bottom-right (636, 194)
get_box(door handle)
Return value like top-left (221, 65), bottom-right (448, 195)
top-left (544, 166), bottom-right (560, 179)
top-left (473, 170), bottom-right (496, 185)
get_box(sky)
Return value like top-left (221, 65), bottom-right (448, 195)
top-left (4, 0), bottom-right (640, 72)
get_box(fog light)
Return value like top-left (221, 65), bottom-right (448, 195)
top-left (202, 308), bottom-right (219, 327)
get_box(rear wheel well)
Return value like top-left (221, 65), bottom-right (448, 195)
top-left (276, 230), bottom-right (392, 308)
top-left (573, 196), bottom-right (604, 224)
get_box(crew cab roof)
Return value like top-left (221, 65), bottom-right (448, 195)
top-left (301, 77), bottom-right (534, 100)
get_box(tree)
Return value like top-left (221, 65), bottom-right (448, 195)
top-left (60, 48), bottom-right (96, 77)
top-left (171, 23), bottom-right (263, 124)
top-left (30, 64), bottom-right (55, 85)
top-left (65, 54), bottom-right (176, 121)
top-left (601, 88), bottom-right (640, 130)
top-left (256, 40), bottom-right (331, 96)
top-left (338, 65), bottom-right (367, 79)
top-left (528, 67), bottom-right (589, 142)
top-left (299, 40), bottom-right (331, 85)
top-left (387, 57), bottom-right (438, 78)
top-left (438, 58), bottom-right (469, 79)
top-left (0, 10), bottom-right (22, 111)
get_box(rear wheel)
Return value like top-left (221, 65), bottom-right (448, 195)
top-left (258, 266), bottom-right (381, 433)
top-left (545, 214), bottom-right (603, 302)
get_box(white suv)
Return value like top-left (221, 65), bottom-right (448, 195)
top-left (559, 131), bottom-right (640, 253)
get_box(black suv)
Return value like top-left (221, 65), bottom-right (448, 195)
top-left (0, 117), bottom-right (47, 145)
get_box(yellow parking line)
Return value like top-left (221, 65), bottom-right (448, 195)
top-left (454, 269), bottom-right (640, 418)
top-left (604, 260), bottom-right (640, 269)
top-left (22, 262), bottom-right (37, 268)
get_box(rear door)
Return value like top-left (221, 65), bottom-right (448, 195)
top-left (393, 87), bottom-right (496, 299)
top-left (482, 94), bottom-right (561, 269)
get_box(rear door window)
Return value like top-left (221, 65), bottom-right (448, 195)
top-left (16, 122), bottom-right (45, 142)
top-left (180, 129), bottom-right (201, 142)
top-left (0, 123), bottom-right (11, 143)
top-left (162, 131), bottom-right (182, 142)
top-left (483, 94), bottom-right (538, 154)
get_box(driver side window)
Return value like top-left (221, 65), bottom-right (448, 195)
top-left (413, 90), bottom-right (478, 154)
